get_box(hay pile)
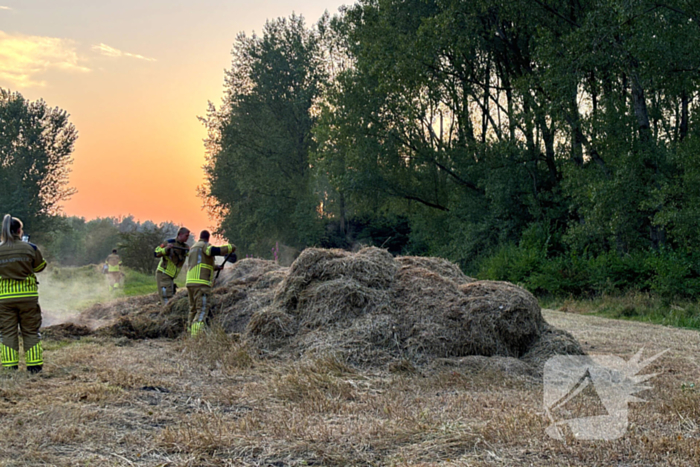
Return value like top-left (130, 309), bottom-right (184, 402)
top-left (75, 292), bottom-right (184, 339)
top-left (76, 294), bottom-right (161, 328)
top-left (66, 259), bottom-right (287, 339)
top-left (57, 249), bottom-right (582, 372)
top-left (246, 248), bottom-right (582, 372)
top-left (213, 260), bottom-right (288, 334)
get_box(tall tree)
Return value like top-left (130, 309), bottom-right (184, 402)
top-left (0, 89), bottom-right (77, 236)
top-left (200, 15), bottom-right (326, 254)
top-left (314, 0), bottom-right (700, 265)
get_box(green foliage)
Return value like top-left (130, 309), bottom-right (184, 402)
top-left (84, 218), bottom-right (121, 264)
top-left (200, 14), bottom-right (326, 256)
top-left (118, 224), bottom-right (176, 274)
top-left (43, 216), bottom-right (90, 265)
top-left (644, 249), bottom-right (700, 298)
top-left (0, 88), bottom-right (77, 235)
top-left (193, 2), bottom-right (700, 313)
top-left (40, 215), bottom-right (178, 272)
top-left (312, 0), bottom-right (700, 259)
top-left (320, 214), bottom-right (412, 254)
top-left (43, 216), bottom-right (120, 266)
top-left (479, 241), bottom-right (700, 300)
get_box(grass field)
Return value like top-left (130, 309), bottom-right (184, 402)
top-left (120, 269), bottom-right (158, 297)
top-left (0, 309), bottom-right (697, 466)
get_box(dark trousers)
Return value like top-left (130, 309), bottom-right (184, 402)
top-left (186, 286), bottom-right (211, 336)
top-left (156, 271), bottom-right (176, 303)
top-left (0, 298), bottom-right (42, 367)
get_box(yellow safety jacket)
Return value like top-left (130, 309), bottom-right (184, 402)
top-left (0, 237), bottom-right (47, 301)
top-left (105, 253), bottom-right (121, 272)
top-left (186, 241), bottom-right (234, 288)
top-left (154, 239), bottom-right (189, 278)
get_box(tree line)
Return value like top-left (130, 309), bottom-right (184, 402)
top-left (4, 1), bottom-right (700, 297)
top-left (200, 0), bottom-right (700, 298)
top-left (44, 215), bottom-right (180, 273)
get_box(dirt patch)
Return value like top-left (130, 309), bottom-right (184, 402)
top-left (2, 310), bottom-right (694, 467)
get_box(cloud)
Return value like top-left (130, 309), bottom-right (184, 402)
top-left (0, 30), bottom-right (90, 87)
top-left (92, 43), bottom-right (156, 62)
top-left (0, 6), bottom-right (12, 10)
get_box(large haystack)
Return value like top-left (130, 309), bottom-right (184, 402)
top-left (56, 249), bottom-right (582, 373)
top-left (246, 248), bottom-right (582, 372)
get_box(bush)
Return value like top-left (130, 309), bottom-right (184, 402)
top-left (645, 250), bottom-right (700, 298)
top-left (479, 244), bottom-right (700, 300)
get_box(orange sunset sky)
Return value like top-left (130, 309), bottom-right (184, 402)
top-left (0, 0), bottom-right (348, 234)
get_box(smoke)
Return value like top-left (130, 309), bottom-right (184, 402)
top-left (37, 265), bottom-right (114, 327)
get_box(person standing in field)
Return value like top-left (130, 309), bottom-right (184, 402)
top-left (104, 248), bottom-right (123, 292)
top-left (0, 215), bottom-right (47, 373)
top-left (185, 230), bottom-right (235, 336)
top-left (154, 227), bottom-right (190, 304)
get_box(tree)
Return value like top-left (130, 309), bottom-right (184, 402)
top-left (83, 218), bottom-right (121, 265)
top-left (200, 15), bottom-right (326, 255)
top-left (316, 0), bottom-right (558, 262)
top-left (118, 224), bottom-right (171, 274)
top-left (42, 215), bottom-right (181, 268)
top-left (0, 88), bottom-right (77, 236)
top-left (43, 216), bottom-right (88, 266)
top-left (313, 0), bottom-right (700, 267)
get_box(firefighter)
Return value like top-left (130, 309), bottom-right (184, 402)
top-left (104, 248), bottom-right (123, 291)
top-left (0, 215), bottom-right (47, 373)
top-left (154, 227), bottom-right (190, 304)
top-left (185, 230), bottom-right (235, 336)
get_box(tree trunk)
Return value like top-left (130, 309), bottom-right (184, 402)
top-left (680, 91), bottom-right (689, 142)
top-left (630, 71), bottom-right (652, 144)
top-left (339, 190), bottom-right (346, 237)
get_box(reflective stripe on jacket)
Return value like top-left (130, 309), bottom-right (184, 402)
top-left (186, 241), bottom-right (234, 288)
top-left (154, 239), bottom-right (189, 278)
top-left (0, 237), bottom-right (46, 301)
top-left (105, 253), bottom-right (121, 272)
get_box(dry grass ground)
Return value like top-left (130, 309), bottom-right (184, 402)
top-left (0, 310), bottom-right (697, 466)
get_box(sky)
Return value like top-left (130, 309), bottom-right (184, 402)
top-left (0, 0), bottom-right (348, 235)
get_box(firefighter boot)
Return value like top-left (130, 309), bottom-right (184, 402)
top-left (190, 321), bottom-right (205, 337)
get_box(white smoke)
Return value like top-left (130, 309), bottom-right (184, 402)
top-left (37, 265), bottom-right (114, 327)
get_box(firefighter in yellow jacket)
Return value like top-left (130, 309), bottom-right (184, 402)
top-left (154, 227), bottom-right (190, 304)
top-left (185, 230), bottom-right (235, 336)
top-left (0, 215), bottom-right (47, 373)
top-left (104, 248), bottom-right (123, 291)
